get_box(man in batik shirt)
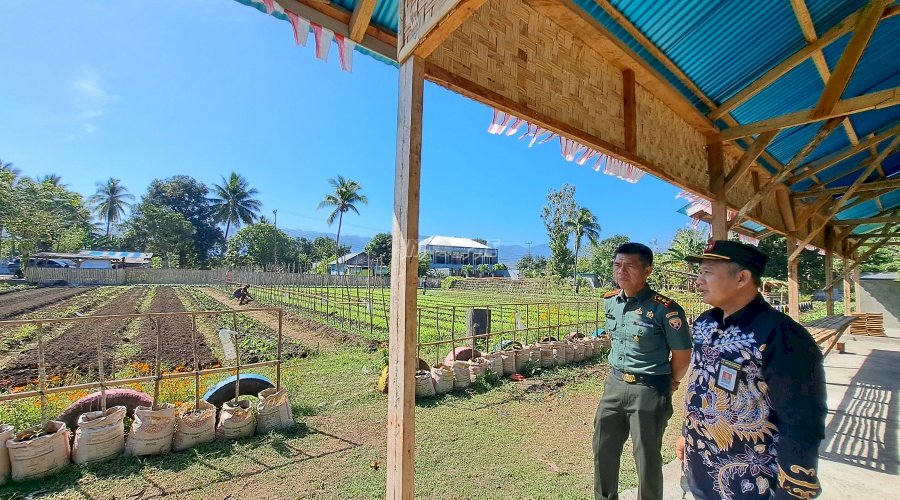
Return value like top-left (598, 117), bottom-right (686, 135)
top-left (677, 240), bottom-right (826, 499)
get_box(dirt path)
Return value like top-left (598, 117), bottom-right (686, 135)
top-left (1, 287), bottom-right (149, 387)
top-left (201, 286), bottom-right (351, 349)
top-left (0, 286), bottom-right (93, 319)
top-left (135, 286), bottom-right (217, 369)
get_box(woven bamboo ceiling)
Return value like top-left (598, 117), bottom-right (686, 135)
top-left (240, 0), bottom-right (900, 259)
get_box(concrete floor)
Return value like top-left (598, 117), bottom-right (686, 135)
top-left (620, 333), bottom-right (900, 499)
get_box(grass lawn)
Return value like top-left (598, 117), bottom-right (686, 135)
top-left (1, 347), bottom-right (686, 499)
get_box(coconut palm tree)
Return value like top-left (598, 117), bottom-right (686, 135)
top-left (317, 175), bottom-right (367, 274)
top-left (88, 178), bottom-right (134, 237)
top-left (38, 174), bottom-right (66, 187)
top-left (210, 172), bottom-right (262, 239)
top-left (566, 207), bottom-right (601, 293)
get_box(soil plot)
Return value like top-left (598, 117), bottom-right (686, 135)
top-left (0, 287), bottom-right (93, 320)
top-left (135, 286), bottom-right (217, 370)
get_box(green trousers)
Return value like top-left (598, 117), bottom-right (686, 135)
top-left (593, 374), bottom-right (672, 500)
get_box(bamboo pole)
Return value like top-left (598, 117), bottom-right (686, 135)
top-left (191, 315), bottom-right (200, 409)
top-left (277, 309), bottom-right (283, 389)
top-left (152, 317), bottom-right (162, 409)
top-left (233, 312), bottom-right (240, 403)
top-left (97, 321), bottom-right (107, 412)
top-left (37, 322), bottom-right (48, 426)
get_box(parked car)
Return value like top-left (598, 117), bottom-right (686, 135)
top-left (79, 260), bottom-right (113, 269)
top-left (8, 257), bottom-right (76, 270)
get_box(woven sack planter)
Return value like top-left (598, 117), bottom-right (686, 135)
top-left (564, 343), bottom-right (575, 364)
top-left (468, 358), bottom-right (487, 382)
top-left (572, 342), bottom-right (585, 362)
top-left (256, 388), bottom-right (294, 434)
top-left (551, 342), bottom-right (566, 366)
top-left (73, 406), bottom-right (126, 464)
top-left (7, 421), bottom-right (71, 481)
top-left (125, 404), bottom-right (176, 456)
top-left (513, 347), bottom-right (529, 373)
top-left (1, 424), bottom-right (15, 485)
top-left (216, 400), bottom-right (256, 441)
top-left (538, 343), bottom-right (554, 368)
top-left (415, 370), bottom-right (436, 399)
top-left (431, 365), bottom-right (454, 394)
top-left (173, 401), bottom-right (216, 451)
top-left (451, 360), bottom-right (471, 390)
top-left (500, 353), bottom-right (515, 375)
top-left (483, 353), bottom-right (503, 376)
top-left (581, 339), bottom-right (594, 359)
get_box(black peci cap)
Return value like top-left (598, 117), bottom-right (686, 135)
top-left (685, 240), bottom-right (768, 276)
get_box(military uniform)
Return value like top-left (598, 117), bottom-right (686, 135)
top-left (594, 286), bottom-right (692, 500)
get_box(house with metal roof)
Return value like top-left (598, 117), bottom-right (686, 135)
top-left (418, 235), bottom-right (498, 275)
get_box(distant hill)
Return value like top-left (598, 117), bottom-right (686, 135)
top-left (282, 228), bottom-right (551, 266)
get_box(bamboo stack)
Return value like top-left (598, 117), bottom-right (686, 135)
top-left (849, 313), bottom-right (885, 336)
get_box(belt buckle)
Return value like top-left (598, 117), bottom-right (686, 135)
top-left (623, 373), bottom-right (637, 383)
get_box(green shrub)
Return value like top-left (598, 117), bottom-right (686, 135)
top-left (441, 276), bottom-right (464, 289)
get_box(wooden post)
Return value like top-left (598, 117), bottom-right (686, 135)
top-left (707, 142), bottom-right (728, 239)
top-left (386, 53), bottom-right (424, 500)
top-left (824, 226), bottom-right (835, 315)
top-left (853, 266), bottom-right (862, 313)
top-left (842, 251), bottom-right (852, 314)
top-left (623, 69), bottom-right (637, 153)
top-left (787, 236), bottom-right (800, 320)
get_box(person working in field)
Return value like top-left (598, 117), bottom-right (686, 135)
top-left (233, 284), bottom-right (253, 305)
top-left (594, 242), bottom-right (692, 500)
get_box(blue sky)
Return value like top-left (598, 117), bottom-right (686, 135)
top-left (0, 0), bottom-right (695, 249)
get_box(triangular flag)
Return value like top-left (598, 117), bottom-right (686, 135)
top-left (261, 0), bottom-right (276, 15)
top-left (335, 34), bottom-right (355, 72)
top-left (286, 11), bottom-right (310, 46)
top-left (313, 24), bottom-right (333, 61)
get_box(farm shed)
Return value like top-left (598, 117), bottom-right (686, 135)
top-left (234, 0), bottom-right (900, 497)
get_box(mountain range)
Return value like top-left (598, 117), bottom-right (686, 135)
top-left (282, 229), bottom-right (551, 266)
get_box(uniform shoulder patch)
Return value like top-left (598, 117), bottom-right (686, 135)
top-left (652, 294), bottom-right (673, 306)
top-left (603, 289), bottom-right (621, 299)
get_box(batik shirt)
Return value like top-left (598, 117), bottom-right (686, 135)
top-left (682, 295), bottom-right (826, 500)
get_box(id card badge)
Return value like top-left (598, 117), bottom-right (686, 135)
top-left (715, 359), bottom-right (741, 393)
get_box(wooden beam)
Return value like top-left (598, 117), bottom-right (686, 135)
top-left (851, 230), bottom-right (900, 239)
top-left (723, 130), bottom-right (778, 192)
top-left (787, 236), bottom-right (801, 320)
top-left (751, 169), bottom-right (763, 218)
top-left (797, 176), bottom-right (900, 197)
top-left (775, 185), bottom-right (798, 233)
top-left (842, 252), bottom-right (852, 312)
top-left (386, 53), bottom-right (424, 500)
top-left (812, 0), bottom-right (888, 118)
top-left (833, 216), bottom-right (900, 226)
top-left (713, 86), bottom-right (900, 142)
top-left (398, 0), bottom-right (488, 62)
top-left (788, 123), bottom-right (899, 185)
top-left (708, 142), bottom-right (728, 239)
top-left (729, 118), bottom-right (841, 228)
top-left (348, 0), bottom-right (378, 43)
top-left (830, 188), bottom-right (892, 214)
top-left (838, 234), bottom-right (898, 280)
top-left (525, 0), bottom-right (718, 134)
top-left (853, 267), bottom-right (862, 313)
top-left (794, 196), bottom-right (832, 228)
top-left (623, 69), bottom-right (637, 153)
top-left (279, 0), bottom-right (396, 60)
top-left (710, 4), bottom-right (900, 120)
top-left (824, 225), bottom-right (835, 315)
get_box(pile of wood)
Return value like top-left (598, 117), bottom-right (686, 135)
top-left (849, 312), bottom-right (885, 336)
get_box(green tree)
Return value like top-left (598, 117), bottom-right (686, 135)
top-left (588, 234), bottom-right (630, 287)
top-left (122, 204), bottom-right (195, 268)
top-left (565, 207), bottom-right (601, 292)
top-left (3, 177), bottom-right (92, 260)
top-left (38, 174), bottom-right (66, 187)
top-left (224, 223), bottom-right (298, 269)
top-left (310, 236), bottom-right (350, 266)
top-left (460, 264), bottom-right (474, 277)
top-left (317, 175), bottom-right (367, 275)
top-left (541, 184), bottom-right (577, 280)
top-left (758, 235), bottom-right (827, 293)
top-left (141, 176), bottom-right (223, 267)
top-left (418, 252), bottom-right (432, 277)
top-left (494, 263), bottom-right (508, 271)
top-left (517, 254), bottom-right (548, 278)
top-left (210, 172), bottom-right (262, 240)
top-left (89, 178), bottom-right (135, 237)
top-left (657, 228), bottom-right (706, 272)
top-left (860, 246), bottom-right (900, 273)
top-left (365, 232), bottom-right (392, 266)
top-left (477, 263), bottom-right (491, 277)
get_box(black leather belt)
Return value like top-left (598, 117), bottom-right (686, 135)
top-left (611, 367), bottom-right (668, 386)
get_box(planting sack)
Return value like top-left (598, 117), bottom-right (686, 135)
top-left (451, 361), bottom-right (470, 390)
top-left (468, 359), bottom-right (486, 382)
top-left (431, 365), bottom-right (454, 395)
top-left (256, 388), bottom-right (294, 434)
top-left (7, 421), bottom-right (70, 481)
top-left (1, 424), bottom-right (13, 486)
top-left (415, 370), bottom-right (436, 399)
top-left (581, 339), bottom-right (594, 359)
top-left (513, 347), bottom-right (528, 373)
top-left (551, 342), bottom-right (567, 366)
top-left (125, 404), bottom-right (177, 456)
top-left (216, 400), bottom-right (255, 440)
top-left (564, 343), bottom-right (575, 364)
top-left (483, 353), bottom-right (503, 376)
top-left (538, 343), bottom-right (554, 368)
top-left (528, 345), bottom-right (542, 365)
top-left (500, 352), bottom-right (515, 375)
top-left (572, 342), bottom-right (585, 362)
top-left (73, 406), bottom-right (126, 464)
top-left (173, 401), bottom-right (216, 452)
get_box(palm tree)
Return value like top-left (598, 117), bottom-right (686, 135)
top-left (88, 178), bottom-right (134, 237)
top-left (566, 207), bottom-right (601, 293)
top-left (317, 175), bottom-right (367, 274)
top-left (210, 172), bottom-right (262, 239)
top-left (38, 174), bottom-right (66, 187)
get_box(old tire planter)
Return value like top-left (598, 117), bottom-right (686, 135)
top-left (203, 373), bottom-right (274, 408)
top-left (57, 389), bottom-right (152, 431)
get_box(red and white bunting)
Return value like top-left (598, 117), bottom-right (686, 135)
top-left (335, 34), bottom-right (355, 73)
top-left (313, 24), bottom-right (334, 61)
top-left (261, 0), bottom-right (276, 14)
top-left (286, 11), bottom-right (310, 46)
top-left (253, 1), bottom-right (354, 72)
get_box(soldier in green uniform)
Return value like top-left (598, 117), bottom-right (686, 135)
top-left (594, 242), bottom-right (692, 500)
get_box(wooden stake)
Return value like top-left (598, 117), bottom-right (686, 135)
top-left (708, 142), bottom-right (728, 239)
top-left (98, 321), bottom-right (107, 412)
top-left (152, 316), bottom-right (162, 409)
top-left (191, 315), bottom-right (200, 409)
top-left (233, 312), bottom-right (240, 403)
top-left (787, 237), bottom-right (801, 320)
top-left (37, 322), bottom-right (48, 426)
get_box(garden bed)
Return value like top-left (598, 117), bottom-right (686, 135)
top-left (0, 286), bottom-right (93, 320)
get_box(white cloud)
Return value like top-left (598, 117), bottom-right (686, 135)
top-left (69, 69), bottom-right (118, 136)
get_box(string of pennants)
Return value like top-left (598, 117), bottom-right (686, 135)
top-left (256, 0), bottom-right (355, 72)
top-left (487, 109), bottom-right (646, 184)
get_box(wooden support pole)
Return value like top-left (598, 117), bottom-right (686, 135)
top-left (842, 246), bottom-right (852, 314)
top-left (824, 226), bottom-right (835, 315)
top-left (386, 53), bottom-right (424, 500)
top-left (787, 236), bottom-right (801, 320)
top-left (853, 267), bottom-right (862, 313)
top-left (707, 142), bottom-right (728, 239)
top-left (623, 69), bottom-right (637, 153)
